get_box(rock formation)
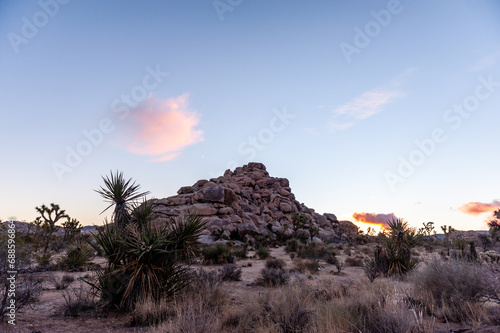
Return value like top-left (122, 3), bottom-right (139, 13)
top-left (152, 162), bottom-right (352, 243)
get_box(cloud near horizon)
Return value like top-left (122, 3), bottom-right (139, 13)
top-left (122, 94), bottom-right (203, 161)
top-left (458, 200), bottom-right (500, 215)
top-left (352, 212), bottom-right (398, 228)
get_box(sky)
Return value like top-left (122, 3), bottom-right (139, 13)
top-left (1, 0), bottom-right (500, 232)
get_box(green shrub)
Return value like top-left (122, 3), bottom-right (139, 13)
top-left (285, 238), bottom-right (300, 253)
top-left (256, 246), bottom-right (270, 259)
top-left (59, 241), bottom-right (94, 270)
top-left (202, 243), bottom-right (232, 264)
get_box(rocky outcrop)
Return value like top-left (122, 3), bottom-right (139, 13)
top-left (152, 162), bottom-right (349, 243)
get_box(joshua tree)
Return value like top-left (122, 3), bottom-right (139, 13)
top-left (62, 218), bottom-right (82, 242)
top-left (34, 203), bottom-right (69, 253)
top-left (95, 171), bottom-right (150, 229)
top-left (488, 210), bottom-right (500, 243)
top-left (441, 225), bottom-right (455, 255)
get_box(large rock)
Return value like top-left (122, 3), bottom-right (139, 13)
top-left (152, 162), bottom-right (341, 244)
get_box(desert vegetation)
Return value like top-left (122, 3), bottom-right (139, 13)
top-left (1, 173), bottom-right (500, 332)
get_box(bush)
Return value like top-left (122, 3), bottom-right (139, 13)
top-left (61, 284), bottom-right (95, 317)
top-left (231, 245), bottom-right (247, 259)
top-left (265, 258), bottom-right (286, 270)
top-left (219, 264), bottom-right (242, 281)
top-left (51, 274), bottom-right (75, 290)
top-left (285, 238), bottom-right (300, 253)
top-left (409, 258), bottom-right (499, 324)
top-left (256, 246), bottom-right (270, 259)
top-left (131, 297), bottom-right (174, 326)
top-left (59, 241), bottom-right (94, 270)
top-left (35, 253), bottom-right (52, 269)
top-left (202, 243), bottom-right (232, 264)
top-left (292, 259), bottom-right (320, 274)
top-left (297, 242), bottom-right (326, 260)
top-left (259, 267), bottom-right (290, 286)
top-left (345, 255), bottom-right (364, 267)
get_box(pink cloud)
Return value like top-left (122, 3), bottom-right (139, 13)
top-left (352, 212), bottom-right (398, 228)
top-left (123, 94), bottom-right (203, 161)
top-left (458, 200), bottom-right (500, 215)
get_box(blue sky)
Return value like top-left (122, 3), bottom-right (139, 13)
top-left (1, 0), bottom-right (499, 231)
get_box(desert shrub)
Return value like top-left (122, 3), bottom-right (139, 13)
top-left (259, 267), bottom-right (290, 286)
top-left (131, 297), bottom-right (174, 326)
top-left (363, 258), bottom-right (380, 283)
top-left (314, 283), bottom-right (425, 333)
top-left (202, 243), bottom-right (232, 264)
top-left (35, 252), bottom-right (52, 269)
top-left (409, 258), bottom-right (499, 324)
top-left (59, 241), bottom-right (94, 270)
top-left (324, 253), bottom-right (338, 265)
top-left (344, 247), bottom-right (352, 256)
top-left (0, 273), bottom-right (42, 322)
top-left (51, 274), bottom-right (75, 290)
top-left (292, 259), bottom-right (320, 274)
top-left (219, 264), bottom-right (242, 281)
top-left (266, 258), bottom-right (286, 270)
top-left (297, 242), bottom-right (326, 260)
top-left (285, 238), bottom-right (300, 253)
top-left (157, 267), bottom-right (227, 332)
top-left (260, 284), bottom-right (313, 332)
top-left (345, 254), bottom-right (364, 267)
top-left (231, 245), bottom-right (247, 259)
top-left (334, 260), bottom-right (344, 273)
top-left (256, 246), bottom-right (270, 259)
top-left (61, 283), bottom-right (95, 317)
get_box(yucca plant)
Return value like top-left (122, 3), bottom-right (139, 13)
top-left (89, 172), bottom-right (206, 311)
top-left (368, 218), bottom-right (421, 277)
top-left (95, 171), bottom-right (150, 229)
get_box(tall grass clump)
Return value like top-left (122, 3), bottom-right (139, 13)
top-left (88, 171), bottom-right (206, 311)
top-left (409, 258), bottom-right (500, 325)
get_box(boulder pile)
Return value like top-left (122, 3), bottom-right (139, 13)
top-left (153, 162), bottom-right (355, 243)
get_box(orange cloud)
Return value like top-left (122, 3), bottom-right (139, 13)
top-left (124, 94), bottom-right (203, 161)
top-left (458, 200), bottom-right (500, 215)
top-left (352, 212), bottom-right (397, 229)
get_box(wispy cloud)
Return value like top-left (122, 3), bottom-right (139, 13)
top-left (121, 94), bottom-right (203, 161)
top-left (458, 200), bottom-right (500, 215)
top-left (469, 50), bottom-right (500, 72)
top-left (352, 212), bottom-right (397, 228)
top-left (328, 69), bottom-right (413, 132)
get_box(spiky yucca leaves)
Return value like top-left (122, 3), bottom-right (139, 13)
top-left (89, 214), bottom-right (206, 310)
top-left (384, 218), bottom-right (421, 275)
top-left (95, 171), bottom-right (150, 228)
top-left (366, 218), bottom-right (421, 277)
top-left (166, 214), bottom-right (206, 262)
